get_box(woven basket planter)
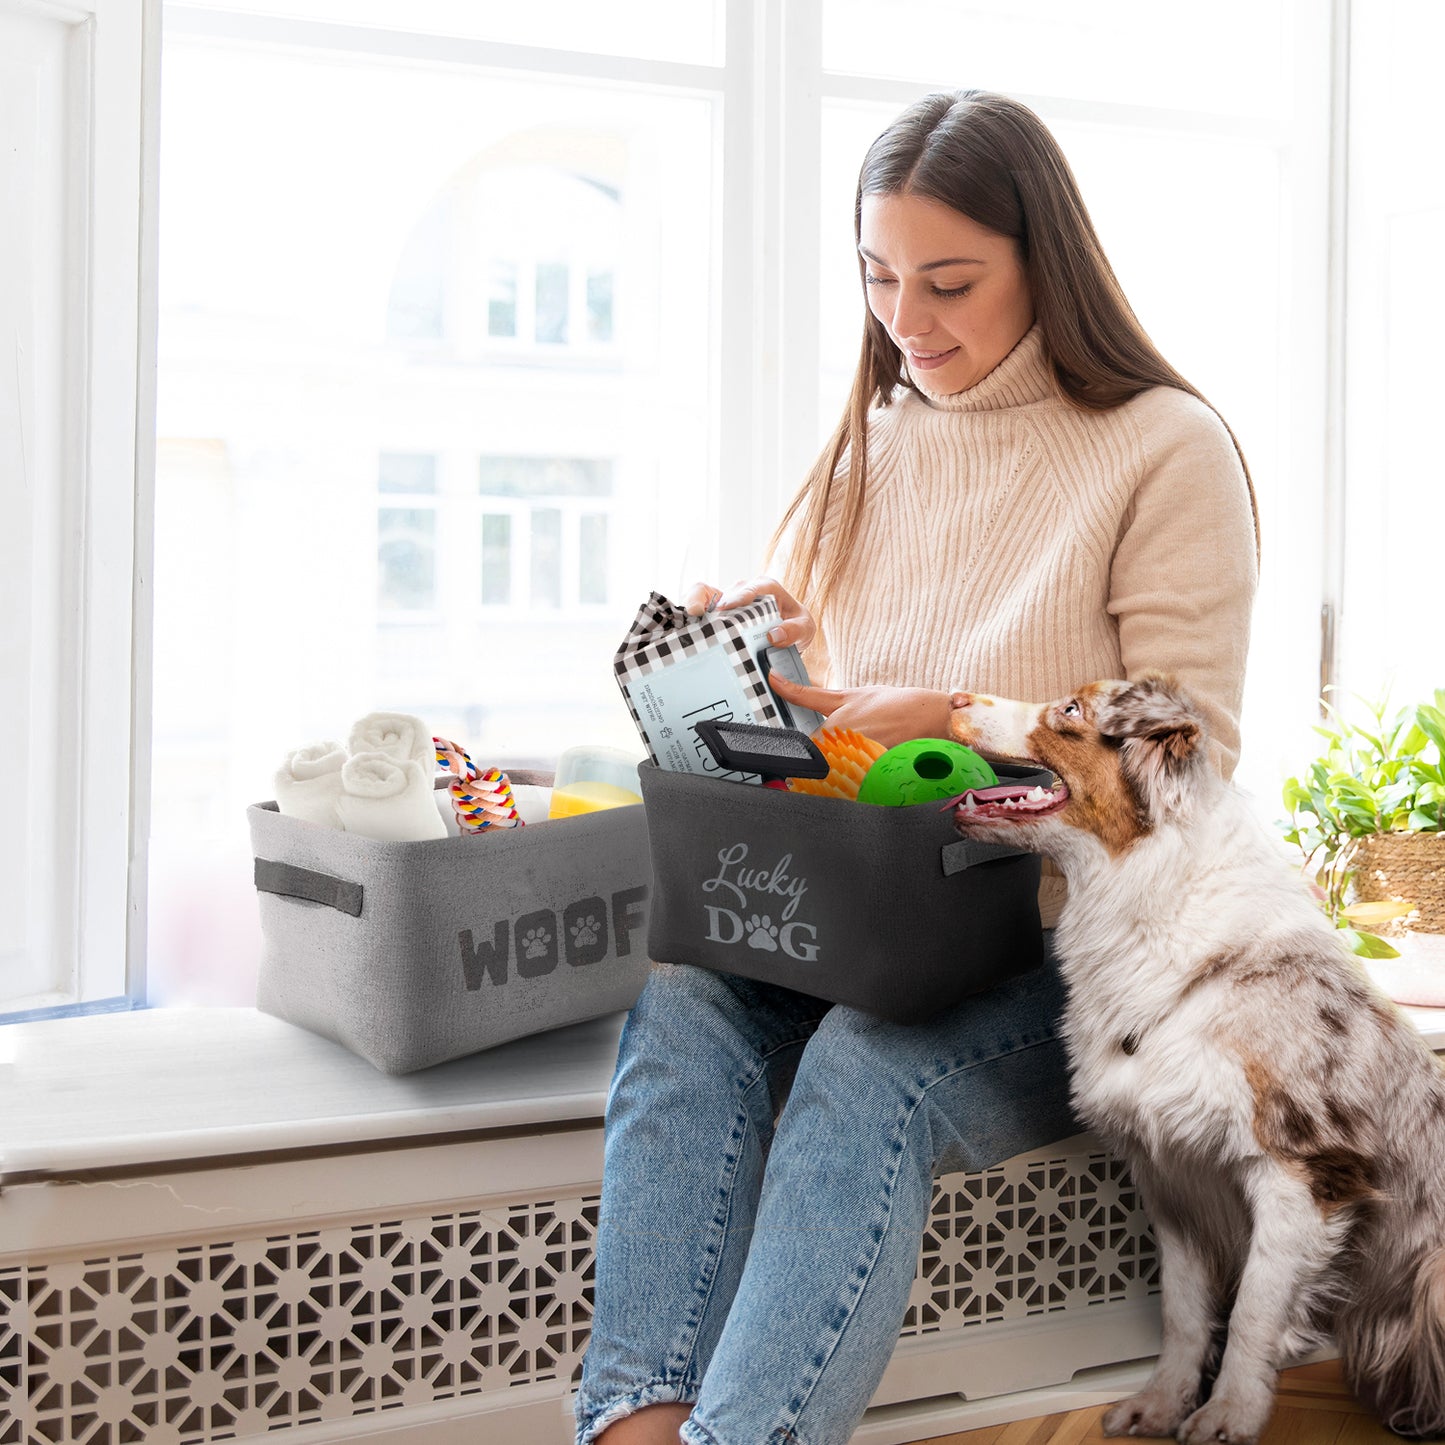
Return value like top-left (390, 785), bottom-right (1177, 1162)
top-left (1351, 831), bottom-right (1445, 936)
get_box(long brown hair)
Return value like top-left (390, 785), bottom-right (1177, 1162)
top-left (769, 89), bottom-right (1258, 617)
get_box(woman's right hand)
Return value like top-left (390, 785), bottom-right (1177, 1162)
top-left (683, 576), bottom-right (816, 651)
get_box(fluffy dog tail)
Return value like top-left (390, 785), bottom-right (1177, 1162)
top-left (1341, 1241), bottom-right (1445, 1439)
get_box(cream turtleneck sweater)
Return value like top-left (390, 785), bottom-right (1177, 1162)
top-left (775, 325), bottom-right (1258, 926)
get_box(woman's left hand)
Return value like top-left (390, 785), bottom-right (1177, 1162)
top-left (769, 674), bottom-right (951, 751)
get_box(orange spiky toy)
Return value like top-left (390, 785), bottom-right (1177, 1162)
top-left (791, 726), bottom-right (888, 801)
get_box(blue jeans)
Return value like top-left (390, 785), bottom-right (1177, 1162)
top-left (575, 937), bottom-right (1079, 1445)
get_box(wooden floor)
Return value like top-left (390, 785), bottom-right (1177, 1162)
top-left (909, 1360), bottom-right (1397, 1444)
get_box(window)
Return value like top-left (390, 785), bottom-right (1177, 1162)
top-left (376, 452), bottom-right (614, 619)
top-left (143, 2), bottom-right (1333, 1008)
top-left (14, 1), bottom-right (1412, 1018)
top-left (386, 164), bottom-right (622, 356)
top-left (487, 262), bottom-right (518, 340)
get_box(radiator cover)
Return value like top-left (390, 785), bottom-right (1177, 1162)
top-left (0, 1141), bottom-right (1156, 1444)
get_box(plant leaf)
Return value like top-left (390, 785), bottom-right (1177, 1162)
top-left (1340, 927), bottom-right (1402, 960)
top-left (1282, 778), bottom-right (1311, 809)
top-left (1416, 705), bottom-right (1445, 755)
top-left (1341, 900), bottom-right (1413, 925)
top-left (1398, 722), bottom-right (1431, 757)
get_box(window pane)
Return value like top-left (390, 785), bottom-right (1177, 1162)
top-left (821, 0), bottom-right (1289, 121)
top-left (482, 512), bottom-right (512, 605)
top-left (535, 261), bottom-right (569, 344)
top-left (378, 451), bottom-right (437, 493)
top-left (487, 260), bottom-right (517, 339)
top-left (378, 508), bottom-right (437, 610)
top-left (580, 512), bottom-right (608, 604)
top-left (530, 507), bottom-right (563, 608)
top-left (587, 268), bottom-right (614, 343)
top-left (151, 34), bottom-right (716, 1005)
top-left (1339, 2), bottom-right (1445, 710)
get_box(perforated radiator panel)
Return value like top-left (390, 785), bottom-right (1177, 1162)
top-left (0, 1149), bottom-right (1156, 1443)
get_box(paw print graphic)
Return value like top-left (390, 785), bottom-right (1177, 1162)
top-left (746, 914), bottom-right (779, 952)
top-left (521, 926), bottom-right (552, 960)
top-left (570, 915), bottom-right (600, 949)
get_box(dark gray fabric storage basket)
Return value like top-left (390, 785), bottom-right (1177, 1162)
top-left (248, 779), bottom-right (652, 1073)
top-left (638, 760), bottom-right (1047, 1024)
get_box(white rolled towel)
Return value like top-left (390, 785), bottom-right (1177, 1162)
top-left (274, 741), bottom-right (347, 827)
top-left (337, 752), bottom-right (448, 841)
top-left (348, 711), bottom-right (434, 768)
top-left (433, 779), bottom-right (459, 835)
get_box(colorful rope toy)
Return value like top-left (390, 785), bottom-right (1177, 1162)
top-left (433, 737), bottom-right (523, 835)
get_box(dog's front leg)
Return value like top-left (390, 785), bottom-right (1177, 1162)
top-left (1102, 1210), bottom-right (1216, 1438)
top-left (1176, 1162), bottom-right (1333, 1445)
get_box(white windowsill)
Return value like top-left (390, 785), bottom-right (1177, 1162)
top-left (0, 1006), bottom-right (624, 1182)
top-left (5, 996), bottom-right (1443, 1186)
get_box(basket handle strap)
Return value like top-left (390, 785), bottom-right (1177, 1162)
top-left (254, 858), bottom-right (364, 916)
top-left (939, 839), bottom-right (1031, 877)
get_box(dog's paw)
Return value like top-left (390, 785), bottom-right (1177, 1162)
top-left (1175, 1395), bottom-right (1270, 1445)
top-left (1102, 1388), bottom-right (1196, 1437)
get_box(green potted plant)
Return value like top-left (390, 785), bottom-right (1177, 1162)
top-left (1281, 688), bottom-right (1445, 959)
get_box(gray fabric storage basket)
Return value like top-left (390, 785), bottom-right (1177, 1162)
top-left (248, 777), bottom-right (652, 1073)
top-left (638, 760), bottom-right (1047, 1024)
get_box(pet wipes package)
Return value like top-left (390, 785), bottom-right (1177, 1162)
top-left (248, 776), bottom-right (653, 1073)
top-left (614, 591), bottom-right (826, 780)
top-left (638, 760), bottom-right (1051, 1024)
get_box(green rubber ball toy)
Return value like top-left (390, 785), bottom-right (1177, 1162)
top-left (856, 738), bottom-right (999, 806)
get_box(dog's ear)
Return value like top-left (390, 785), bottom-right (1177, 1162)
top-left (1094, 674), bottom-right (1205, 816)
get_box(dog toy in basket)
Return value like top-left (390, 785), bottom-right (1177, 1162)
top-left (433, 737), bottom-right (523, 834)
top-left (857, 738), bottom-right (998, 806)
top-left (791, 726), bottom-right (888, 800)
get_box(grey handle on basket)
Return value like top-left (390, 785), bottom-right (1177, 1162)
top-left (254, 858), bottom-right (364, 916)
top-left (939, 839), bottom-right (1031, 877)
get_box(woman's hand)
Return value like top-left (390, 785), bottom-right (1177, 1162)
top-left (683, 576), bottom-right (816, 651)
top-left (768, 675), bottom-right (951, 751)
top-left (683, 579), bottom-right (947, 747)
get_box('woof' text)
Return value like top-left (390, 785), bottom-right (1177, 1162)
top-left (458, 885), bottom-right (649, 988)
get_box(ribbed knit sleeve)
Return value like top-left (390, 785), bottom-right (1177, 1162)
top-left (1109, 388), bottom-right (1258, 778)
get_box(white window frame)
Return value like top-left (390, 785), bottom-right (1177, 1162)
top-left (0, 0), bottom-right (158, 1017)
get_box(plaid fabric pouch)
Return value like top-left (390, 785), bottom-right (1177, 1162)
top-left (614, 592), bottom-right (824, 777)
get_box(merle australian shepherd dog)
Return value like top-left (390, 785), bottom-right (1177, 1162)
top-left (945, 675), bottom-right (1445, 1443)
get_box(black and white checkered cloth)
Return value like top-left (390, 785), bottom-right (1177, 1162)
top-left (613, 591), bottom-right (791, 758)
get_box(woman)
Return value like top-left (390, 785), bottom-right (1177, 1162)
top-left (576, 90), bottom-right (1258, 1445)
